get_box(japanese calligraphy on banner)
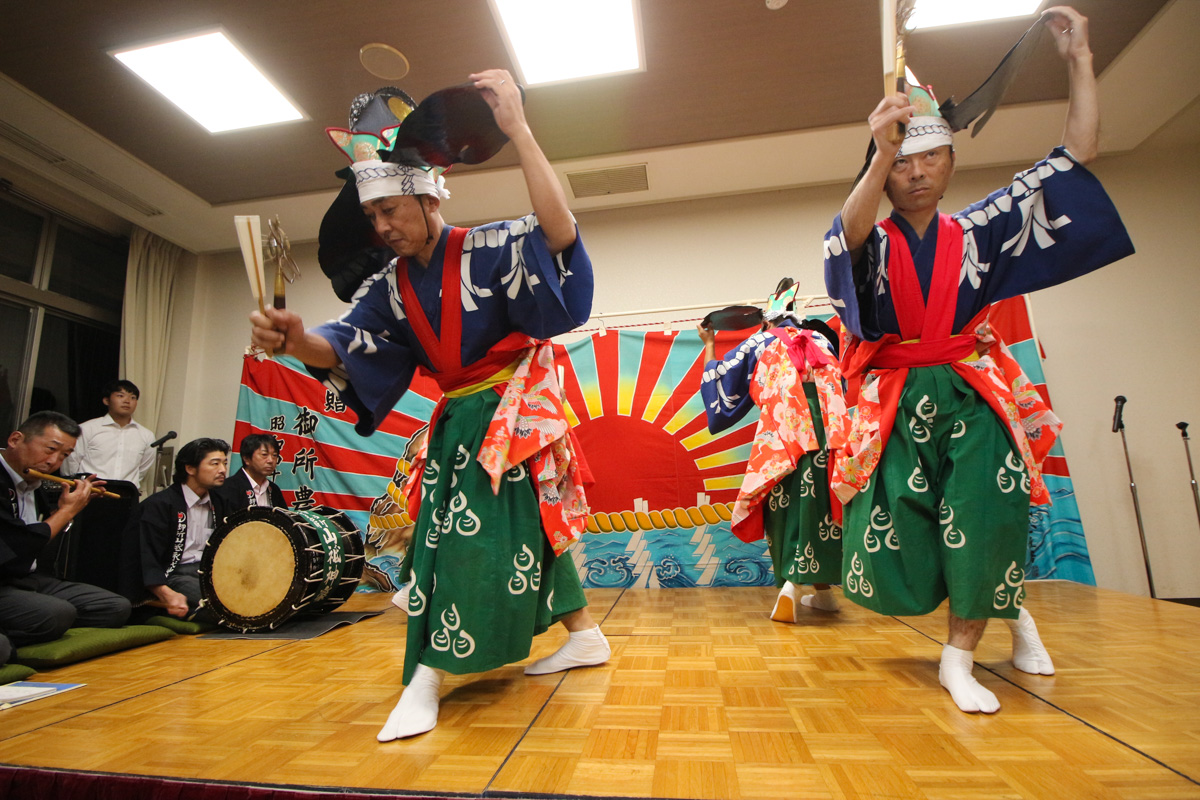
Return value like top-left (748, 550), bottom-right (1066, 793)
top-left (232, 298), bottom-right (1092, 593)
top-left (231, 353), bottom-right (439, 591)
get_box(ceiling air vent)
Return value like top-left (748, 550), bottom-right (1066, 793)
top-left (52, 161), bottom-right (164, 218)
top-left (0, 120), bottom-right (164, 217)
top-left (566, 163), bottom-right (648, 199)
top-left (0, 119), bottom-right (67, 164)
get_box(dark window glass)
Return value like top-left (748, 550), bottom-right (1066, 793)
top-left (0, 197), bottom-right (43, 283)
top-left (0, 298), bottom-right (32, 433)
top-left (31, 313), bottom-right (120, 425)
top-left (47, 225), bottom-right (128, 313)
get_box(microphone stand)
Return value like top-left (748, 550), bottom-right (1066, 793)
top-left (1113, 396), bottom-right (1156, 598)
top-left (153, 447), bottom-right (169, 494)
top-left (1179, 422), bottom-right (1200, 534)
top-left (150, 432), bottom-right (177, 494)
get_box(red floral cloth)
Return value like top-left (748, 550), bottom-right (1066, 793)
top-left (404, 338), bottom-right (590, 556)
top-left (730, 327), bottom-right (848, 542)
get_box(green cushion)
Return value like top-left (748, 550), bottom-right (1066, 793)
top-left (12, 625), bottom-right (176, 669)
top-left (144, 615), bottom-right (218, 635)
top-left (0, 663), bottom-right (36, 684)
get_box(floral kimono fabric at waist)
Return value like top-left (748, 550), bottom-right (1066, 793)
top-left (832, 321), bottom-right (1060, 507)
top-left (731, 329), bottom-right (849, 542)
top-left (407, 338), bottom-right (591, 555)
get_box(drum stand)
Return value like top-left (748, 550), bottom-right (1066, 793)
top-left (1113, 396), bottom-right (1156, 598)
top-left (1179, 422), bottom-right (1200, 533)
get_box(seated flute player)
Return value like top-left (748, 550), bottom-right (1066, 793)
top-left (698, 282), bottom-right (849, 622)
top-left (824, 6), bottom-right (1133, 713)
top-left (0, 412), bottom-right (131, 646)
top-left (250, 70), bottom-right (608, 742)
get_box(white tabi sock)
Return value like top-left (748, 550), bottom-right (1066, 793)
top-left (1004, 607), bottom-right (1055, 675)
top-left (377, 664), bottom-right (444, 742)
top-left (800, 587), bottom-right (840, 612)
top-left (939, 644), bottom-right (1000, 714)
top-left (523, 625), bottom-right (611, 675)
top-left (770, 582), bottom-right (800, 623)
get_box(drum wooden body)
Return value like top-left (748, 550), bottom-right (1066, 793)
top-left (199, 506), bottom-right (365, 632)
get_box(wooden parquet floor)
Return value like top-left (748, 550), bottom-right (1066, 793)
top-left (1, 581), bottom-right (1197, 799)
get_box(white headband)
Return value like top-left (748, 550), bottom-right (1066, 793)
top-left (898, 116), bottom-right (954, 157)
top-left (350, 161), bottom-right (450, 203)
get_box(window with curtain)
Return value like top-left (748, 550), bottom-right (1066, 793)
top-left (0, 191), bottom-right (127, 435)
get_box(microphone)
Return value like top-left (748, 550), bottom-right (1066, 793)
top-left (1112, 396), bottom-right (1126, 433)
top-left (1179, 421), bottom-right (1190, 438)
top-left (150, 431), bottom-right (177, 449)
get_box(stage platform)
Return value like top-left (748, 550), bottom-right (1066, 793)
top-left (1, 581), bottom-right (1198, 799)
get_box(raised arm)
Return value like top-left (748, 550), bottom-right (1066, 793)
top-left (838, 94), bottom-right (914, 258)
top-left (471, 69), bottom-right (576, 256)
top-left (1043, 6), bottom-right (1097, 164)
top-left (697, 323), bottom-right (718, 363)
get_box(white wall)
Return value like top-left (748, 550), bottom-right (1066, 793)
top-left (167, 137), bottom-right (1200, 600)
top-left (1031, 141), bottom-right (1200, 600)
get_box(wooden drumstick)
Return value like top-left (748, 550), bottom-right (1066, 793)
top-left (235, 214), bottom-right (274, 357)
top-left (24, 469), bottom-right (120, 499)
top-left (881, 0), bottom-right (916, 144)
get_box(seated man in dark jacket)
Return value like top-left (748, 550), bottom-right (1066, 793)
top-left (129, 438), bottom-right (229, 620)
top-left (215, 433), bottom-right (286, 516)
top-left (0, 412), bottom-right (130, 645)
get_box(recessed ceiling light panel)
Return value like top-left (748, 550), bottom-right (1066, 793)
top-left (907, 0), bottom-right (1042, 31)
top-left (488, 0), bottom-right (644, 86)
top-left (112, 30), bottom-right (305, 133)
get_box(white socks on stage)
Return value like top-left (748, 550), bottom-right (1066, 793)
top-left (377, 664), bottom-right (444, 742)
top-left (939, 644), bottom-right (1000, 714)
top-left (1005, 607), bottom-right (1055, 675)
top-left (770, 582), bottom-right (800, 622)
top-left (801, 587), bottom-right (840, 612)
top-left (939, 609), bottom-right (1053, 714)
top-left (524, 625), bottom-right (611, 675)
top-left (768, 582), bottom-right (796, 623)
top-left (771, 583), bottom-right (839, 622)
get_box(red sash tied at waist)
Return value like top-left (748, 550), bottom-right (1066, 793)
top-left (423, 331), bottom-right (534, 394)
top-left (867, 333), bottom-right (977, 369)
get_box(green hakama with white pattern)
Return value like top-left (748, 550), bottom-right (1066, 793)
top-left (841, 366), bottom-right (1030, 620)
top-left (402, 389), bottom-right (587, 684)
top-left (764, 383), bottom-right (843, 587)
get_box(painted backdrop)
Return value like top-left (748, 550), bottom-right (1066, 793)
top-left (232, 297), bottom-right (1093, 590)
